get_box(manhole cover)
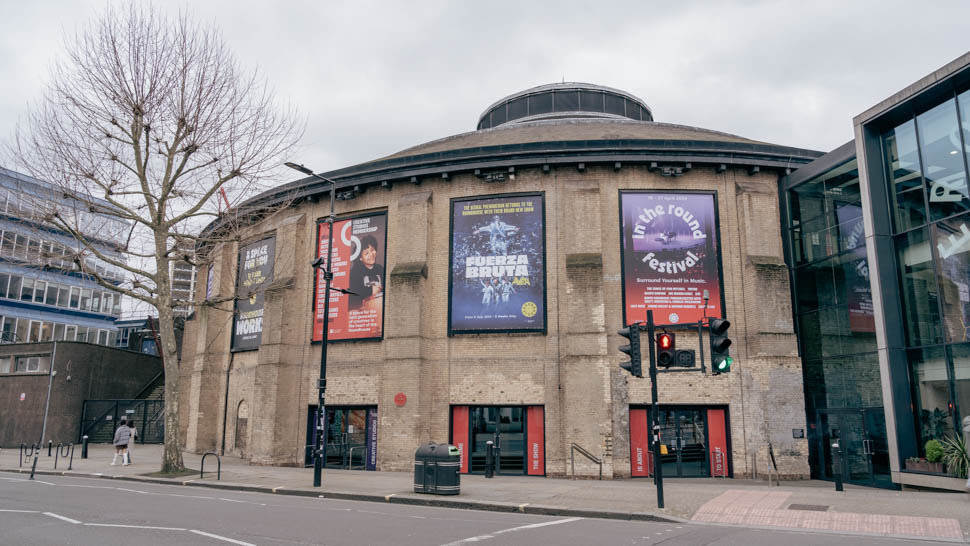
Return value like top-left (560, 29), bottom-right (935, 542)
top-left (788, 504), bottom-right (829, 511)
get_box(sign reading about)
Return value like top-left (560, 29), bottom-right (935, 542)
top-left (620, 192), bottom-right (724, 325)
top-left (232, 236), bottom-right (276, 351)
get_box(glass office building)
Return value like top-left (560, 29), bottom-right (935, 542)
top-left (785, 52), bottom-right (970, 490)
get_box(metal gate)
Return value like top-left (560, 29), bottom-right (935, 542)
top-left (79, 400), bottom-right (165, 444)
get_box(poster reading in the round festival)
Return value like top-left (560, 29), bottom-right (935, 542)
top-left (449, 193), bottom-right (546, 334)
top-left (620, 191), bottom-right (724, 326)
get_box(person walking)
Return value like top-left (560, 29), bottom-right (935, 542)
top-left (111, 418), bottom-right (132, 466)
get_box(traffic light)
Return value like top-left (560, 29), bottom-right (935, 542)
top-left (709, 318), bottom-right (733, 374)
top-left (656, 332), bottom-right (676, 368)
top-left (618, 325), bottom-right (642, 377)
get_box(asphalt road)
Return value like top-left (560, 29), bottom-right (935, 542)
top-left (0, 474), bottom-right (955, 545)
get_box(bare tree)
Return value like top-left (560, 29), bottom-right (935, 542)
top-left (8, 5), bottom-right (301, 472)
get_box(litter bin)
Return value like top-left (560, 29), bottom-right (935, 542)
top-left (414, 443), bottom-right (460, 495)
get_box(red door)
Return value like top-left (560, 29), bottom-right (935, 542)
top-left (451, 406), bottom-right (470, 474)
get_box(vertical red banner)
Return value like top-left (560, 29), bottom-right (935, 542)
top-left (526, 406), bottom-right (545, 476)
top-left (451, 406), bottom-right (470, 474)
top-left (629, 408), bottom-right (651, 477)
top-left (707, 408), bottom-right (728, 477)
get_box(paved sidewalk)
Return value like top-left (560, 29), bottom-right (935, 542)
top-left (2, 444), bottom-right (968, 542)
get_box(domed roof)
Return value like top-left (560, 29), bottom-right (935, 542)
top-left (477, 82), bottom-right (653, 129)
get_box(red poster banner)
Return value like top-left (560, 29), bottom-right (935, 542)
top-left (451, 406), bottom-right (470, 474)
top-left (629, 408), bottom-right (651, 477)
top-left (313, 213), bottom-right (387, 341)
top-left (707, 408), bottom-right (728, 477)
top-left (526, 406), bottom-right (545, 476)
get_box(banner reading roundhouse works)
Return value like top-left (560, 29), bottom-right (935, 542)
top-left (232, 236), bottom-right (276, 351)
top-left (313, 212), bottom-right (387, 341)
top-left (620, 191), bottom-right (723, 325)
top-left (449, 194), bottom-right (546, 334)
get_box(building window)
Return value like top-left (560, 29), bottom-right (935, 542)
top-left (0, 356), bottom-right (9, 373)
top-left (14, 355), bottom-right (49, 373)
top-left (20, 277), bottom-right (34, 302)
top-left (33, 280), bottom-right (46, 303)
top-left (27, 321), bottom-right (41, 342)
top-left (69, 286), bottom-right (80, 309)
top-left (80, 288), bottom-right (91, 311)
top-left (64, 325), bottom-right (76, 341)
top-left (97, 329), bottom-right (108, 345)
top-left (6, 275), bottom-right (20, 301)
top-left (53, 323), bottom-right (65, 341)
top-left (896, 227), bottom-right (943, 347)
top-left (916, 98), bottom-right (969, 222)
top-left (117, 328), bottom-right (130, 348)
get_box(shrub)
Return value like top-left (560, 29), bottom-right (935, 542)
top-left (940, 435), bottom-right (968, 479)
top-left (924, 439), bottom-right (944, 463)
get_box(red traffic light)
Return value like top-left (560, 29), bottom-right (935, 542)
top-left (658, 333), bottom-right (673, 349)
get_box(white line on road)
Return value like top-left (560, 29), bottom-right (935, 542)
top-left (190, 529), bottom-right (256, 545)
top-left (43, 512), bottom-right (81, 524)
top-left (0, 509), bottom-right (40, 513)
top-left (85, 523), bottom-right (187, 531)
top-left (440, 517), bottom-right (583, 546)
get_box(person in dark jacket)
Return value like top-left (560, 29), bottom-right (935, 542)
top-left (112, 418), bottom-right (132, 466)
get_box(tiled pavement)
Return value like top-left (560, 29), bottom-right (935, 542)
top-left (693, 489), bottom-right (965, 541)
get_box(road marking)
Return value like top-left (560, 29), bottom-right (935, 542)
top-left (190, 529), bottom-right (256, 545)
top-left (85, 523), bottom-right (186, 531)
top-left (116, 487), bottom-right (149, 494)
top-left (0, 509), bottom-right (40, 513)
top-left (440, 517), bottom-right (583, 545)
top-left (43, 512), bottom-right (81, 524)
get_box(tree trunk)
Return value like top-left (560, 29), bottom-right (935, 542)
top-left (155, 242), bottom-right (185, 473)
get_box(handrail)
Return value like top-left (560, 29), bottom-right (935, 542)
top-left (132, 371), bottom-right (165, 400)
top-left (570, 443), bottom-right (603, 480)
top-left (201, 451), bottom-right (221, 480)
top-left (348, 445), bottom-right (367, 470)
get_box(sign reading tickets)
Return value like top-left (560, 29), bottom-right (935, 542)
top-left (620, 191), bottom-right (723, 325)
top-left (313, 212), bottom-right (387, 341)
top-left (449, 193), bottom-right (546, 334)
top-left (232, 236), bottom-right (276, 351)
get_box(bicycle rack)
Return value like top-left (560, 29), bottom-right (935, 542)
top-left (201, 451), bottom-right (221, 480)
top-left (54, 443), bottom-right (75, 470)
top-left (20, 443), bottom-right (37, 467)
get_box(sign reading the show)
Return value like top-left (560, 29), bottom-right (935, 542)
top-left (232, 236), bottom-right (276, 351)
top-left (620, 191), bottom-right (723, 325)
top-left (312, 212), bottom-right (387, 341)
top-left (449, 193), bottom-right (546, 334)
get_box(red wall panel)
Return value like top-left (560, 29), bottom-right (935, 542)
top-left (629, 408), bottom-right (651, 477)
top-left (707, 408), bottom-right (728, 477)
top-left (526, 406), bottom-right (545, 475)
top-left (451, 406), bottom-right (470, 474)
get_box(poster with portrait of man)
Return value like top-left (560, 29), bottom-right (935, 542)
top-left (232, 236), bottom-right (276, 352)
top-left (620, 191), bottom-right (724, 326)
top-left (313, 212), bottom-right (387, 341)
top-left (449, 193), bottom-right (546, 334)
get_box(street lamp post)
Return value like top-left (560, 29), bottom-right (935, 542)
top-left (285, 161), bottom-right (338, 488)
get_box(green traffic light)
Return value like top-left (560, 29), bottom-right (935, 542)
top-left (717, 356), bottom-right (733, 371)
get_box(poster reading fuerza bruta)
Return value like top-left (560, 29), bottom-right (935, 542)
top-left (620, 191), bottom-right (724, 326)
top-left (449, 193), bottom-right (546, 334)
top-left (313, 212), bottom-right (388, 342)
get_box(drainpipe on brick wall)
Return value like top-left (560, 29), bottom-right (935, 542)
top-left (220, 351), bottom-right (235, 455)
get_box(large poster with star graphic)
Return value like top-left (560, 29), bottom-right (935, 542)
top-left (232, 235), bottom-right (276, 351)
top-left (620, 191), bottom-right (724, 326)
top-left (449, 193), bottom-right (547, 334)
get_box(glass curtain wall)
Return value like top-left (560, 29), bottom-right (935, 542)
top-left (882, 89), bottom-right (970, 465)
top-left (787, 159), bottom-right (886, 484)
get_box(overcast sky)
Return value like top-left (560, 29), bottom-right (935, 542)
top-left (2, 0), bottom-right (969, 180)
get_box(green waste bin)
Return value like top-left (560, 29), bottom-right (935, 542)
top-left (414, 443), bottom-right (460, 495)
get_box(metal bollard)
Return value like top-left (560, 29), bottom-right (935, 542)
top-left (484, 441), bottom-right (494, 479)
top-left (81, 436), bottom-right (89, 459)
top-left (831, 441), bottom-right (843, 492)
top-left (47, 440), bottom-right (53, 457)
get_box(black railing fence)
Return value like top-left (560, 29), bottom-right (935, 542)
top-left (79, 400), bottom-right (164, 444)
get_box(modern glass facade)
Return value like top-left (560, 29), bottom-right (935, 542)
top-left (786, 158), bottom-right (890, 486)
top-left (882, 90), bottom-right (970, 455)
top-left (786, 54), bottom-right (970, 489)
